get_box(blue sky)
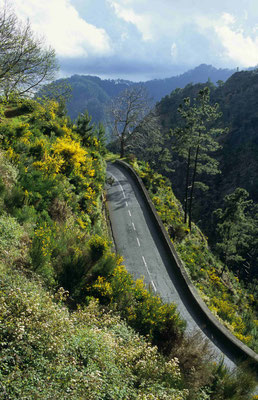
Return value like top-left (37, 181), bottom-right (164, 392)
top-left (6, 0), bottom-right (258, 81)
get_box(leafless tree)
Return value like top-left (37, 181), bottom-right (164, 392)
top-left (0, 2), bottom-right (58, 98)
top-left (108, 85), bottom-right (151, 158)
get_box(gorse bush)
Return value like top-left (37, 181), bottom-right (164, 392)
top-left (0, 263), bottom-right (189, 400)
top-left (89, 263), bottom-right (186, 352)
top-left (0, 98), bottom-right (106, 288)
top-left (0, 96), bottom-right (256, 399)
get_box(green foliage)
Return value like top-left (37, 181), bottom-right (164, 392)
top-left (89, 263), bottom-right (186, 353)
top-left (214, 188), bottom-right (257, 278)
top-left (0, 4), bottom-right (57, 97)
top-left (0, 214), bottom-right (26, 265)
top-left (152, 71), bottom-right (258, 288)
top-left (0, 97), bottom-right (106, 287)
top-left (0, 263), bottom-right (188, 400)
top-left (171, 87), bottom-right (226, 229)
top-left (128, 159), bottom-right (258, 353)
top-left (75, 110), bottom-right (95, 145)
top-left (0, 95), bottom-right (256, 400)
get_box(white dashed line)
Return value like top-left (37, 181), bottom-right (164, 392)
top-left (108, 172), bottom-right (126, 199)
top-left (109, 171), bottom-right (156, 293)
top-left (151, 281), bottom-right (157, 292)
top-left (142, 255), bottom-right (151, 275)
top-left (142, 256), bottom-right (156, 292)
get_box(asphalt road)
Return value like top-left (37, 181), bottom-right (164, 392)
top-left (106, 162), bottom-right (237, 368)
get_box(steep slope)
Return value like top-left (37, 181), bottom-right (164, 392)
top-left (129, 70), bottom-right (258, 282)
top-left (48, 64), bottom-right (236, 123)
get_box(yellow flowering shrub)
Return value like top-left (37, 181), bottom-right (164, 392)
top-left (0, 263), bottom-right (189, 400)
top-left (52, 136), bottom-right (87, 170)
top-left (90, 264), bottom-right (185, 351)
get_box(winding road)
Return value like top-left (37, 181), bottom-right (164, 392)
top-left (106, 162), bottom-right (257, 370)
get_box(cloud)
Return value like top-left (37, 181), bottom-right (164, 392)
top-left (108, 0), bottom-right (153, 41)
top-left (10, 0), bottom-right (113, 58)
top-left (171, 42), bottom-right (178, 59)
top-left (214, 12), bottom-right (258, 67)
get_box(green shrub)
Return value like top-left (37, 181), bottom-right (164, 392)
top-left (0, 214), bottom-right (25, 264)
top-left (89, 264), bottom-right (186, 353)
top-left (0, 263), bottom-right (188, 400)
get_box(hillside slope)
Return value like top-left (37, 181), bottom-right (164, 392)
top-left (129, 70), bottom-right (258, 282)
top-left (0, 97), bottom-right (257, 399)
top-left (47, 64), bottom-right (236, 123)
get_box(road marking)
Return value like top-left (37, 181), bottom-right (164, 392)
top-left (142, 256), bottom-right (157, 292)
top-left (108, 172), bottom-right (126, 199)
top-left (142, 255), bottom-right (151, 275)
top-left (151, 281), bottom-right (157, 292)
top-left (109, 170), bottom-right (157, 294)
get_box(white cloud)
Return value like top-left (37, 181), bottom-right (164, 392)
top-left (221, 12), bottom-right (236, 25)
top-left (108, 0), bottom-right (153, 41)
top-left (171, 42), bottom-right (178, 59)
top-left (10, 0), bottom-right (113, 58)
top-left (214, 13), bottom-right (258, 67)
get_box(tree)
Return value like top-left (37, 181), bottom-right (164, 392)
top-left (172, 87), bottom-right (226, 229)
top-left (0, 2), bottom-right (58, 98)
top-left (132, 110), bottom-right (173, 173)
top-left (214, 188), bottom-right (256, 277)
top-left (75, 111), bottom-right (106, 154)
top-left (108, 85), bottom-right (151, 158)
top-left (75, 111), bottom-right (95, 146)
top-left (36, 79), bottom-right (72, 116)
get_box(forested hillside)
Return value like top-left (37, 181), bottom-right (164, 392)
top-left (130, 70), bottom-right (258, 284)
top-left (45, 64), bottom-right (235, 123)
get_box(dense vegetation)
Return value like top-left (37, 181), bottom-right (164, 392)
top-left (129, 70), bottom-right (258, 285)
top-left (46, 64), bottom-right (236, 124)
top-left (1, 6), bottom-right (257, 399)
top-left (127, 158), bottom-right (258, 352)
top-left (1, 95), bottom-right (257, 399)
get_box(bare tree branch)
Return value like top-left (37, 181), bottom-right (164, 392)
top-left (0, 3), bottom-right (58, 98)
top-left (108, 85), bottom-right (151, 158)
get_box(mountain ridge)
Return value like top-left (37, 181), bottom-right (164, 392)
top-left (50, 64), bottom-right (237, 122)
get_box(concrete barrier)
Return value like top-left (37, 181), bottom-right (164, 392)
top-left (114, 159), bottom-right (258, 369)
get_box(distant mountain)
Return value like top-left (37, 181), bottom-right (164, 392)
top-left (143, 64), bottom-right (236, 102)
top-left (63, 75), bottom-right (134, 122)
top-left (52, 64), bottom-right (236, 122)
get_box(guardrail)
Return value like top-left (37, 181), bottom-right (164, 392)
top-left (114, 159), bottom-right (258, 370)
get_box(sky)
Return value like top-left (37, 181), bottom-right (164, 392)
top-left (4, 0), bottom-right (258, 81)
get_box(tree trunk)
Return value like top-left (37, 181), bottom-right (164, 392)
top-left (184, 148), bottom-right (191, 224)
top-left (189, 143), bottom-right (199, 230)
top-left (120, 137), bottom-right (124, 158)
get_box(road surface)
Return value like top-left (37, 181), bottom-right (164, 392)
top-left (106, 162), bottom-right (238, 368)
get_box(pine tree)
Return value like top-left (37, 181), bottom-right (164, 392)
top-left (214, 188), bottom-right (254, 276)
top-left (172, 87), bottom-right (226, 229)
